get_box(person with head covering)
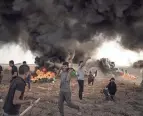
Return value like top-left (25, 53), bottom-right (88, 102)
top-left (103, 77), bottom-right (117, 101)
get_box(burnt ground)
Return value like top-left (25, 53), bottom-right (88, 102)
top-left (0, 70), bottom-right (143, 116)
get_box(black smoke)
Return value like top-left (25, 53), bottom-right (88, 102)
top-left (0, 0), bottom-right (143, 64)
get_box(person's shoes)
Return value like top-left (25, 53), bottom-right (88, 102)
top-left (0, 99), bottom-right (3, 102)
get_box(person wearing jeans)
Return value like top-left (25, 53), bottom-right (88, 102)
top-left (77, 57), bottom-right (91, 100)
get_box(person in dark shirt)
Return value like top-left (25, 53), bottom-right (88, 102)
top-left (23, 61), bottom-right (31, 91)
top-left (103, 77), bottom-right (117, 101)
top-left (0, 65), bottom-right (3, 83)
top-left (88, 71), bottom-right (94, 85)
top-left (9, 60), bottom-right (18, 81)
top-left (3, 64), bottom-right (32, 116)
top-left (0, 65), bottom-right (3, 102)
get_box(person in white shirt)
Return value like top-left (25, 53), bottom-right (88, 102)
top-left (77, 57), bottom-right (91, 100)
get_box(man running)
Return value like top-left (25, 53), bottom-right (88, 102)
top-left (3, 64), bottom-right (32, 116)
top-left (77, 57), bottom-right (90, 100)
top-left (23, 61), bottom-right (31, 91)
top-left (9, 60), bottom-right (18, 82)
top-left (58, 62), bottom-right (81, 116)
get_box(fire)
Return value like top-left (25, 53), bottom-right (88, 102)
top-left (120, 72), bottom-right (137, 80)
top-left (92, 34), bottom-right (143, 67)
top-left (31, 68), bottom-right (56, 82)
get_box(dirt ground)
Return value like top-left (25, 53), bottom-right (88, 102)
top-left (0, 68), bottom-right (143, 116)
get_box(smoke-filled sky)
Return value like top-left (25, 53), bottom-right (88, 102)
top-left (0, 0), bottom-right (143, 65)
top-left (92, 35), bottom-right (143, 66)
top-left (0, 42), bottom-right (35, 64)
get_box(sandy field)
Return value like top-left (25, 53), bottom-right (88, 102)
top-left (0, 66), bottom-right (143, 116)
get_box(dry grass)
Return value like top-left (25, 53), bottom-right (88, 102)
top-left (0, 77), bottom-right (143, 116)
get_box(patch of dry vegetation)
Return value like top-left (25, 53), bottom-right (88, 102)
top-left (0, 78), bottom-right (143, 116)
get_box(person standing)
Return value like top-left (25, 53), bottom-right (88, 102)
top-left (23, 61), bottom-right (31, 91)
top-left (0, 65), bottom-right (3, 102)
top-left (9, 60), bottom-right (18, 82)
top-left (0, 65), bottom-right (3, 84)
top-left (88, 71), bottom-right (94, 85)
top-left (3, 64), bottom-right (32, 116)
top-left (66, 50), bottom-right (75, 68)
top-left (77, 57), bottom-right (91, 100)
top-left (140, 69), bottom-right (143, 87)
top-left (58, 62), bottom-right (81, 116)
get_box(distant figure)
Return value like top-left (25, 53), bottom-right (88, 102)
top-left (58, 62), bottom-right (81, 116)
top-left (88, 71), bottom-right (94, 85)
top-left (9, 60), bottom-right (18, 82)
top-left (0, 65), bottom-right (3, 102)
top-left (23, 61), bottom-right (31, 91)
top-left (103, 78), bottom-right (117, 101)
top-left (125, 70), bottom-right (128, 74)
top-left (94, 70), bottom-right (97, 77)
top-left (77, 57), bottom-right (91, 100)
top-left (66, 50), bottom-right (75, 68)
top-left (140, 69), bottom-right (143, 87)
top-left (88, 70), bottom-right (97, 85)
top-left (0, 65), bottom-right (3, 84)
top-left (3, 65), bottom-right (32, 116)
top-left (121, 69), bottom-right (124, 72)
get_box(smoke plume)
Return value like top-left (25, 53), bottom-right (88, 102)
top-left (0, 0), bottom-right (143, 64)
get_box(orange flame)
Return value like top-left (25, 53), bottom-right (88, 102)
top-left (120, 72), bottom-right (137, 80)
top-left (31, 69), bottom-right (55, 81)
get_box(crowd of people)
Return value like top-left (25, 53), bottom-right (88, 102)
top-left (57, 57), bottom-right (117, 116)
top-left (0, 58), bottom-right (117, 116)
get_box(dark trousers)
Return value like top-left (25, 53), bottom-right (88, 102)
top-left (78, 80), bottom-right (84, 100)
top-left (0, 75), bottom-right (3, 83)
top-left (88, 78), bottom-right (94, 85)
top-left (103, 89), bottom-right (115, 101)
top-left (58, 91), bottom-right (79, 116)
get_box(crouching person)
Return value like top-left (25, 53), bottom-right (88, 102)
top-left (103, 78), bottom-right (117, 101)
